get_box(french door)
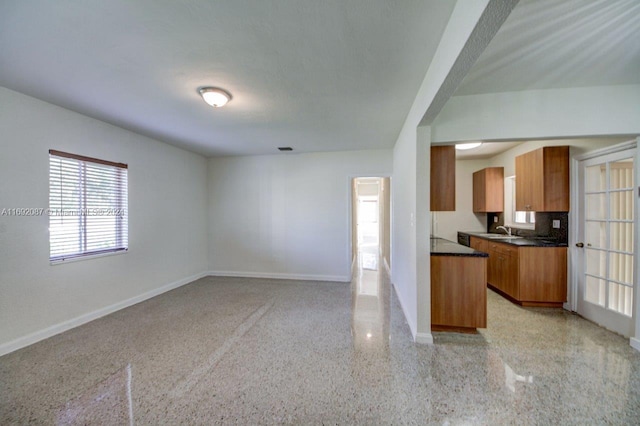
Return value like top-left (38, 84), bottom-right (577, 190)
top-left (577, 147), bottom-right (636, 337)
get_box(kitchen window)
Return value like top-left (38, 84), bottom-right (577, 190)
top-left (505, 176), bottom-right (535, 229)
top-left (49, 150), bottom-right (128, 262)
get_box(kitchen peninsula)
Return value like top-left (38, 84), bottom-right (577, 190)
top-left (430, 237), bottom-right (488, 333)
top-left (459, 231), bottom-right (567, 307)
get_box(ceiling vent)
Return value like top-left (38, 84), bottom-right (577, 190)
top-left (278, 147), bottom-right (293, 152)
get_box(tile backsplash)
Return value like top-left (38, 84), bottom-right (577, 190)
top-left (487, 212), bottom-right (568, 243)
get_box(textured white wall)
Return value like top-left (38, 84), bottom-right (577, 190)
top-left (392, 125), bottom-right (419, 337)
top-left (207, 150), bottom-right (392, 282)
top-left (431, 85), bottom-right (640, 143)
top-left (0, 88), bottom-right (209, 353)
top-left (391, 0), bottom-right (491, 342)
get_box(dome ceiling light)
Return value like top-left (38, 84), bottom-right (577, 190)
top-left (198, 87), bottom-right (232, 108)
top-left (455, 142), bottom-right (483, 150)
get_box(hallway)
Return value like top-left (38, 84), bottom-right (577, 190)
top-left (1, 254), bottom-right (640, 423)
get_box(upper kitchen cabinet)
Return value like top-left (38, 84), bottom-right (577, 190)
top-left (431, 146), bottom-right (455, 211)
top-left (473, 167), bottom-right (504, 212)
top-left (515, 146), bottom-right (570, 212)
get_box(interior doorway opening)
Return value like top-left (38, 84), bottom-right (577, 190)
top-left (351, 177), bottom-right (391, 275)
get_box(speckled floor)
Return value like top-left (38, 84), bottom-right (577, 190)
top-left (1, 250), bottom-right (640, 425)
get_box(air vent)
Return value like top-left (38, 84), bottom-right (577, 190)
top-left (278, 147), bottom-right (293, 152)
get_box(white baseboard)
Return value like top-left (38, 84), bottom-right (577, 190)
top-left (207, 270), bottom-right (350, 283)
top-left (0, 271), bottom-right (208, 357)
top-left (631, 337), bottom-right (640, 352)
top-left (415, 332), bottom-right (434, 345)
top-left (391, 282), bottom-right (418, 340)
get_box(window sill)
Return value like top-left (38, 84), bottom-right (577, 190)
top-left (50, 249), bottom-right (128, 265)
top-left (504, 222), bottom-right (535, 231)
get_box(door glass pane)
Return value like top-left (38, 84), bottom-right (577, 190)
top-left (610, 190), bottom-right (633, 220)
top-left (585, 164), bottom-right (606, 192)
top-left (610, 222), bottom-right (633, 253)
top-left (609, 252), bottom-right (634, 285)
top-left (608, 282), bottom-right (633, 316)
top-left (585, 275), bottom-right (606, 306)
top-left (610, 159), bottom-right (633, 190)
top-left (585, 221), bottom-right (607, 249)
top-left (586, 249), bottom-right (606, 278)
top-left (586, 193), bottom-right (607, 220)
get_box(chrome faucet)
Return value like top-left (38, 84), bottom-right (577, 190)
top-left (496, 226), bottom-right (512, 236)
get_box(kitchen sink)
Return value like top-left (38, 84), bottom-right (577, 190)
top-left (474, 233), bottom-right (522, 240)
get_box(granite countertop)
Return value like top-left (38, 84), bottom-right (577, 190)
top-left (459, 231), bottom-right (567, 247)
top-left (430, 237), bottom-right (489, 257)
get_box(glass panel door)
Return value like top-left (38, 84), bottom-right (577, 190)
top-left (578, 149), bottom-right (635, 336)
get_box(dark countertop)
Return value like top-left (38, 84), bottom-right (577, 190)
top-left (459, 231), bottom-right (567, 247)
top-left (430, 237), bottom-right (489, 257)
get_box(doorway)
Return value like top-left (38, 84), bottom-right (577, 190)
top-left (350, 177), bottom-right (392, 350)
top-left (576, 144), bottom-right (637, 337)
top-left (351, 177), bottom-right (391, 274)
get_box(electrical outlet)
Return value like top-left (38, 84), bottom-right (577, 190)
top-left (552, 219), bottom-right (560, 229)
top-left (494, 216), bottom-right (498, 223)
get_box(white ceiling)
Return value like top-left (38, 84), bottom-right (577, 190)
top-left (456, 0), bottom-right (640, 96)
top-left (0, 0), bottom-right (456, 157)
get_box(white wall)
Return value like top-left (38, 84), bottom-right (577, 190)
top-left (207, 150), bottom-right (392, 282)
top-left (391, 1), bottom-right (490, 343)
top-left (431, 85), bottom-right (640, 143)
top-left (433, 159), bottom-right (489, 242)
top-left (0, 88), bottom-right (209, 354)
top-left (392, 125), bottom-right (419, 337)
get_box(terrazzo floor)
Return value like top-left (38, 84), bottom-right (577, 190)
top-left (1, 248), bottom-right (640, 424)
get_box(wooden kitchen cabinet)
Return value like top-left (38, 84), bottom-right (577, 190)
top-left (430, 146), bottom-right (455, 211)
top-left (515, 146), bottom-right (569, 212)
top-left (486, 240), bottom-right (566, 307)
top-left (473, 167), bottom-right (504, 212)
top-left (470, 236), bottom-right (488, 253)
top-left (431, 255), bottom-right (487, 331)
top-left (487, 241), bottom-right (519, 300)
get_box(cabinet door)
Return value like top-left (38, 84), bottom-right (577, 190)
top-left (542, 146), bottom-right (570, 211)
top-left (472, 170), bottom-right (486, 212)
top-left (470, 237), bottom-right (488, 253)
top-left (487, 244), bottom-right (501, 290)
top-left (519, 247), bottom-right (567, 302)
top-left (515, 150), bottom-right (543, 211)
top-left (430, 146), bottom-right (455, 211)
top-left (473, 167), bottom-right (504, 213)
top-left (502, 250), bottom-right (520, 300)
top-left (516, 146), bottom-right (569, 212)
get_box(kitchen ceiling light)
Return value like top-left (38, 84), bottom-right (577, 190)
top-left (455, 142), bottom-right (482, 150)
top-left (198, 87), bottom-right (232, 108)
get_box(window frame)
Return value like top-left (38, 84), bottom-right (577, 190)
top-left (504, 175), bottom-right (535, 230)
top-left (49, 150), bottom-right (128, 263)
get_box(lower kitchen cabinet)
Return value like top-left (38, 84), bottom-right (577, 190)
top-left (431, 255), bottom-right (487, 331)
top-left (470, 236), bottom-right (488, 253)
top-left (480, 238), bottom-right (567, 307)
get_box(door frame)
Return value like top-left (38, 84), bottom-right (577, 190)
top-left (348, 175), bottom-right (392, 278)
top-left (569, 139), bottom-right (639, 344)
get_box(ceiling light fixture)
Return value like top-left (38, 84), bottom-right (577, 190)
top-left (198, 87), bottom-right (232, 108)
top-left (455, 142), bottom-right (482, 151)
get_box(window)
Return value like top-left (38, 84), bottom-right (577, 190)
top-left (49, 150), bottom-right (128, 262)
top-left (504, 176), bottom-right (535, 229)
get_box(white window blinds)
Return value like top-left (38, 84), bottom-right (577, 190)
top-left (49, 150), bottom-right (128, 262)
